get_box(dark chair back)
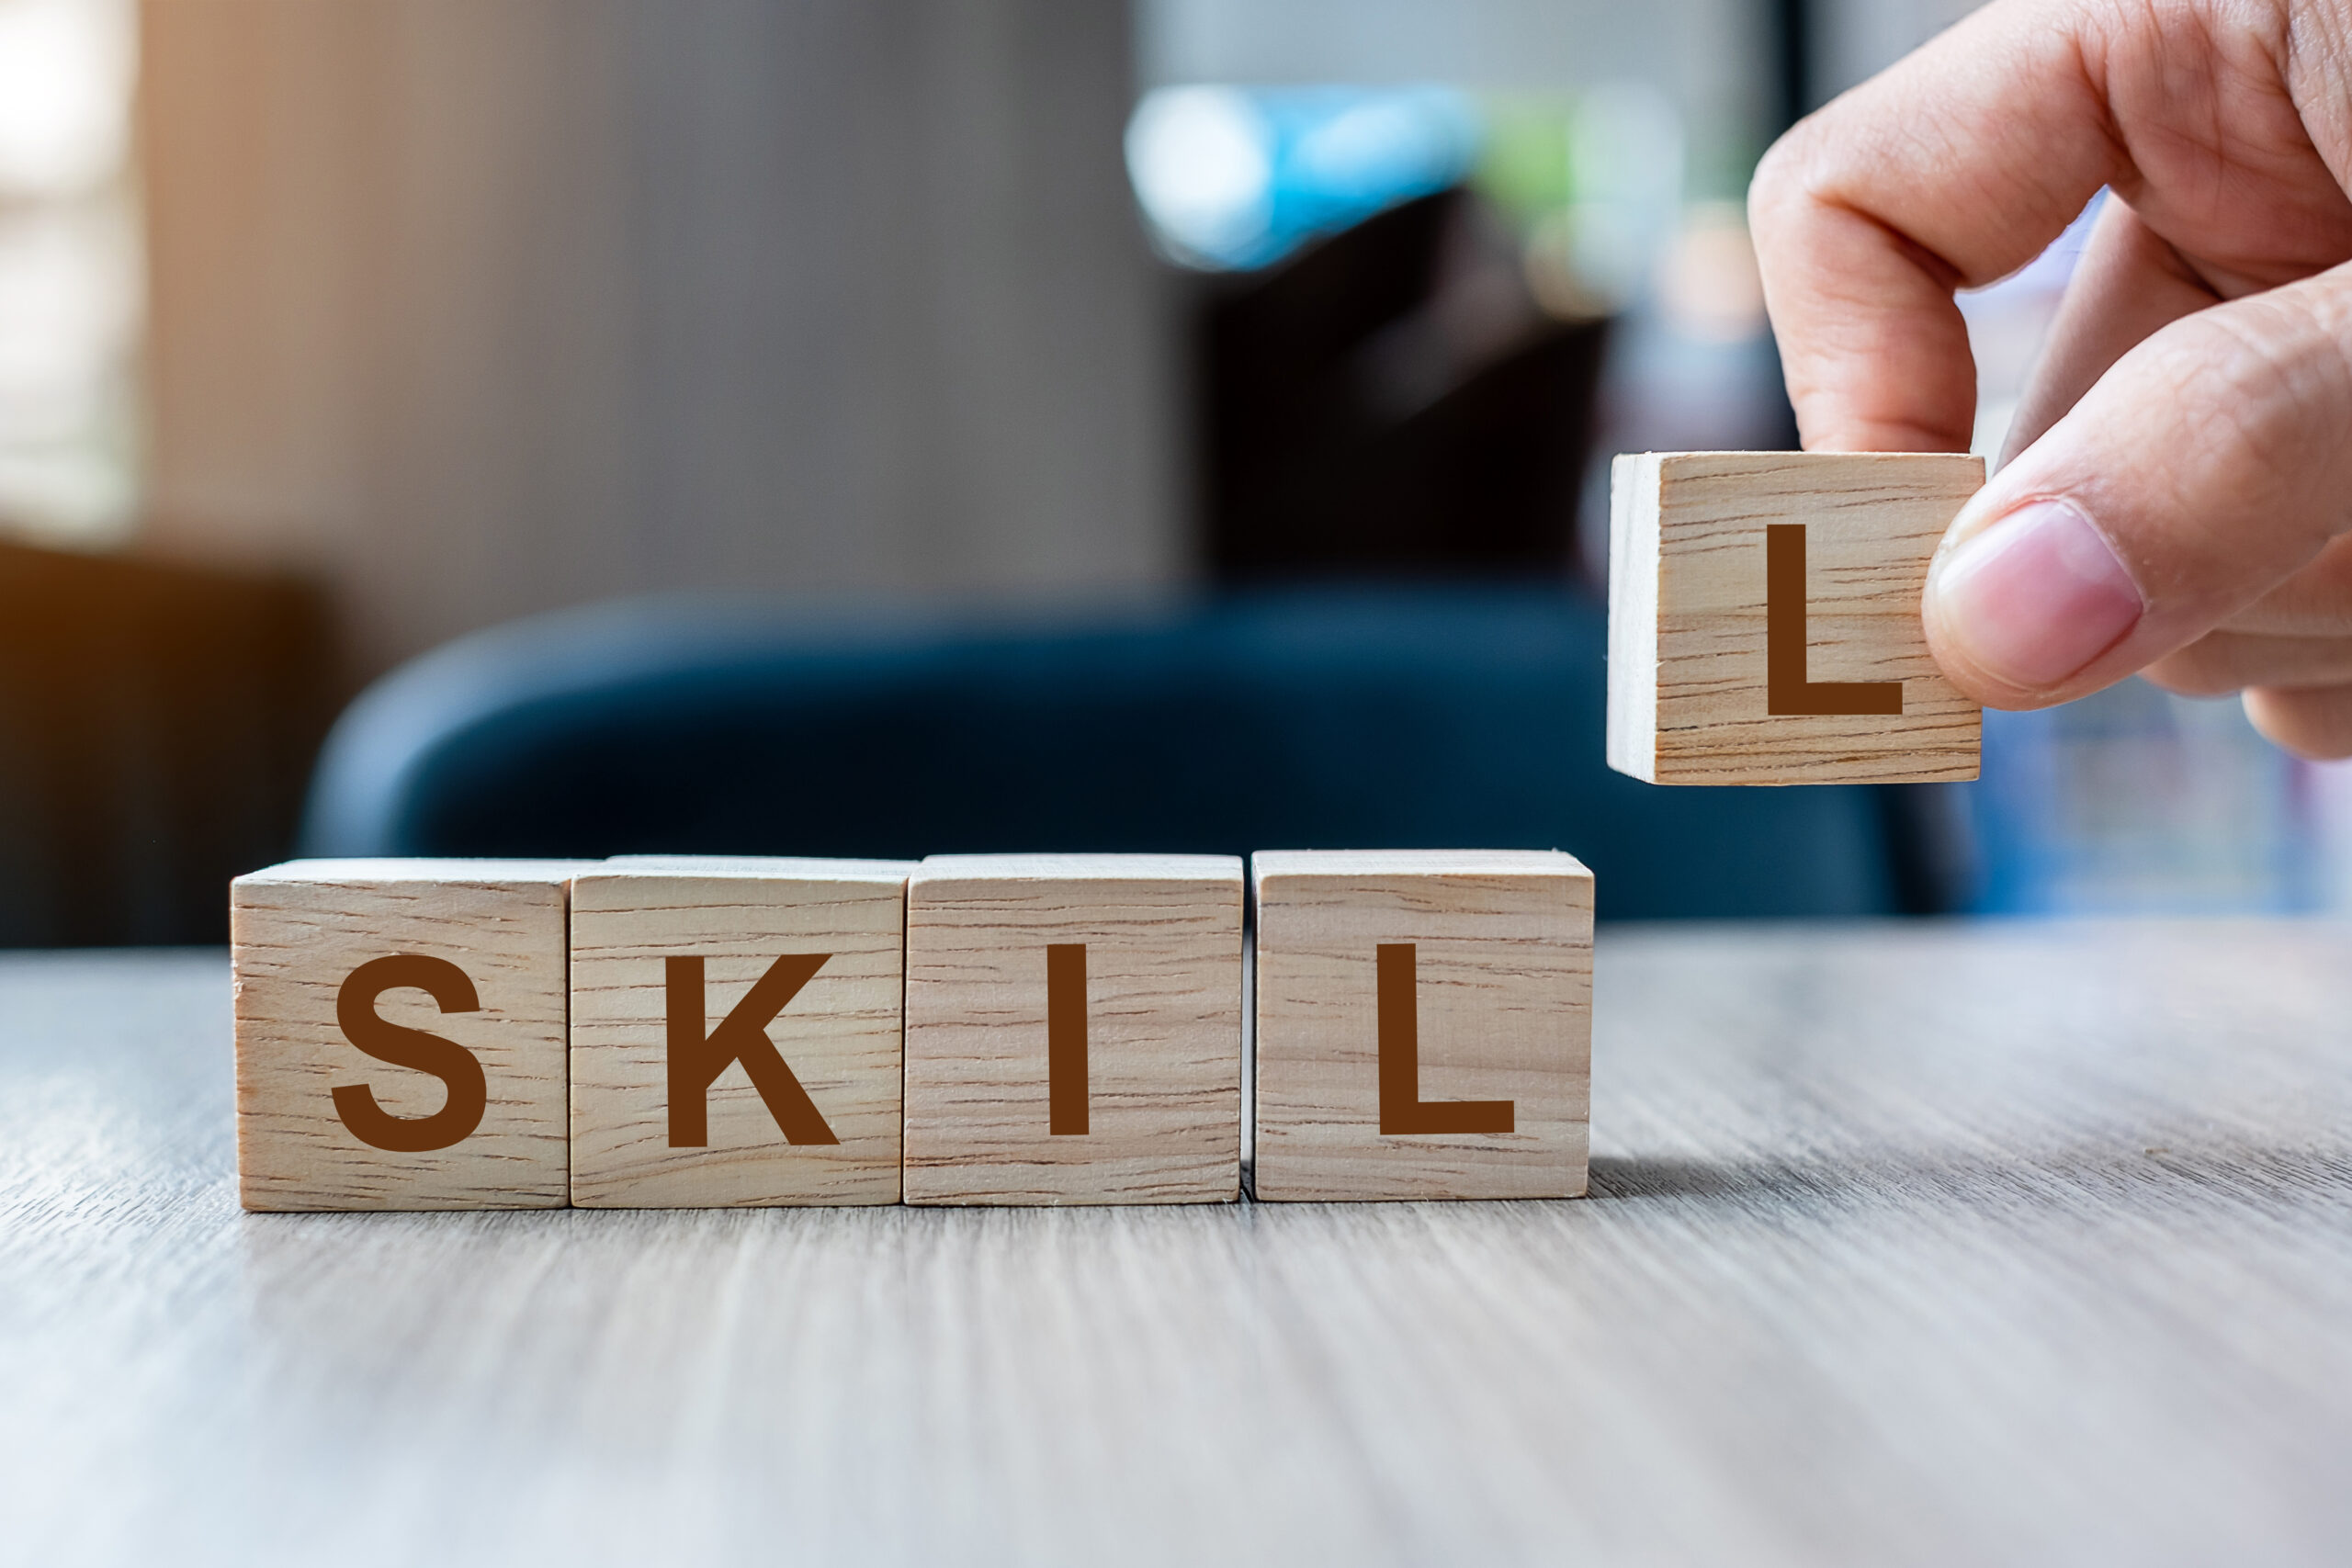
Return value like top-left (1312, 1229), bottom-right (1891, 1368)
top-left (303, 588), bottom-right (1950, 919)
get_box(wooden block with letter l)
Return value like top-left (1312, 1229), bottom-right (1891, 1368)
top-left (1250, 850), bottom-right (1592, 1202)
top-left (231, 858), bottom-right (588, 1211)
top-left (902, 853), bottom-right (1243, 1205)
top-left (1607, 449), bottom-right (1985, 784)
top-left (568, 856), bottom-right (913, 1207)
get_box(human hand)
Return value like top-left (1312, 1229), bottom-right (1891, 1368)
top-left (1747, 0), bottom-right (2352, 757)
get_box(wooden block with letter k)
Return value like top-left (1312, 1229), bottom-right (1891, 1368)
top-left (568, 856), bottom-right (914, 1207)
top-left (902, 853), bottom-right (1244, 1205)
top-left (1608, 450), bottom-right (1984, 784)
top-left (1250, 851), bottom-right (1592, 1202)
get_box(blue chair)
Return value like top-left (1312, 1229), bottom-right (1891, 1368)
top-left (301, 587), bottom-right (1956, 919)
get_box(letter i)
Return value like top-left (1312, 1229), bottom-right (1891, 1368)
top-left (1046, 943), bottom-right (1088, 1135)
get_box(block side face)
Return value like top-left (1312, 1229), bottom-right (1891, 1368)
top-left (232, 878), bottom-right (571, 1211)
top-left (1649, 451), bottom-right (1984, 784)
top-left (902, 875), bottom-right (1242, 1205)
top-left (568, 880), bottom-right (903, 1207)
top-left (1606, 452), bottom-right (1663, 782)
top-left (1251, 871), bottom-right (1592, 1201)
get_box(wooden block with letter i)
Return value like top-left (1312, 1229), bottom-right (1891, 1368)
top-left (1608, 449), bottom-right (1984, 784)
top-left (569, 856), bottom-right (913, 1207)
top-left (1250, 850), bottom-right (1592, 1202)
top-left (232, 859), bottom-right (588, 1211)
top-left (903, 853), bottom-right (1243, 1205)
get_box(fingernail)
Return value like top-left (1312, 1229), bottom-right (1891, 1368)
top-left (1929, 499), bottom-right (2143, 690)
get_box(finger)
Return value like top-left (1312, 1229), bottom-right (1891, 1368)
top-left (1924, 263), bottom-right (2352, 707)
top-left (1751, 0), bottom-right (2123, 451)
top-left (2143, 631), bottom-right (2352, 696)
top-left (1751, 0), bottom-right (2352, 456)
top-left (2244, 684), bottom-right (2352, 760)
top-left (2000, 199), bottom-right (2221, 465)
top-left (2218, 534), bottom-right (2352, 635)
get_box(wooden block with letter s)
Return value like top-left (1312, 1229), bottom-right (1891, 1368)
top-left (1608, 450), bottom-right (1984, 784)
top-left (231, 858), bottom-right (588, 1211)
top-left (1250, 850), bottom-right (1592, 1202)
top-left (568, 855), bottom-right (913, 1207)
top-left (902, 853), bottom-right (1243, 1205)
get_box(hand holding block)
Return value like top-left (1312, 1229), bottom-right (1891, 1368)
top-left (1608, 450), bottom-right (1984, 784)
top-left (1250, 850), bottom-right (1592, 1201)
top-left (903, 853), bottom-right (1243, 1205)
top-left (569, 857), bottom-right (914, 1207)
top-left (232, 859), bottom-right (587, 1211)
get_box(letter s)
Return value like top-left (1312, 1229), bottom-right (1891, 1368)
top-left (331, 954), bottom-right (488, 1153)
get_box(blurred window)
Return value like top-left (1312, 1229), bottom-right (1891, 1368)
top-left (1125, 83), bottom-right (1749, 335)
top-left (1126, 85), bottom-right (1480, 271)
top-left (0, 0), bottom-right (140, 545)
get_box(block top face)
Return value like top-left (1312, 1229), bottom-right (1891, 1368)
top-left (234, 858), bottom-right (595, 888)
top-left (571, 859), bottom-right (914, 914)
top-left (1643, 449), bottom-right (1982, 486)
top-left (913, 853), bottom-right (1244, 889)
top-left (1251, 850), bottom-right (1592, 889)
top-left (600, 855), bottom-right (917, 881)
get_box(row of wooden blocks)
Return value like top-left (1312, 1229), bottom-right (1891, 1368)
top-left (232, 450), bottom-right (1984, 1211)
top-left (233, 851), bottom-right (1593, 1210)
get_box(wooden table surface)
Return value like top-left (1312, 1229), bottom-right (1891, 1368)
top-left (6, 923), bottom-right (2352, 1566)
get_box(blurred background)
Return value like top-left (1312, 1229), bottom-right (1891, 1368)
top-left (0, 0), bottom-right (2341, 945)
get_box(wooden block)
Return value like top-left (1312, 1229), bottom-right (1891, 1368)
top-left (1607, 450), bottom-right (1984, 784)
top-left (569, 856), bottom-right (913, 1207)
top-left (232, 858), bottom-right (587, 1211)
top-left (903, 853), bottom-right (1243, 1205)
top-left (1250, 850), bottom-right (1592, 1202)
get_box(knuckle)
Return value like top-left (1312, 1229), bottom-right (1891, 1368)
top-left (1746, 141), bottom-right (1807, 234)
top-left (1747, 118), bottom-right (1844, 236)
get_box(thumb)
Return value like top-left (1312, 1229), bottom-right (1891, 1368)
top-left (1922, 262), bottom-right (2352, 708)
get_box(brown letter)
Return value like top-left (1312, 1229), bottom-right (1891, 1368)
top-left (1377, 943), bottom-right (1512, 1134)
top-left (1766, 523), bottom-right (1904, 716)
top-left (666, 954), bottom-right (840, 1147)
top-left (332, 953), bottom-right (489, 1153)
top-left (1047, 943), bottom-right (1088, 1134)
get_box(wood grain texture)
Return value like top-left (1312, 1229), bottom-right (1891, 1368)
top-left (569, 858), bottom-right (914, 1208)
top-left (230, 858), bottom-right (587, 1211)
top-left (1250, 851), bottom-right (1592, 1201)
top-left (14, 925), bottom-right (2352, 1565)
top-left (1608, 450), bottom-right (1984, 784)
top-left (903, 853), bottom-right (1242, 1205)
